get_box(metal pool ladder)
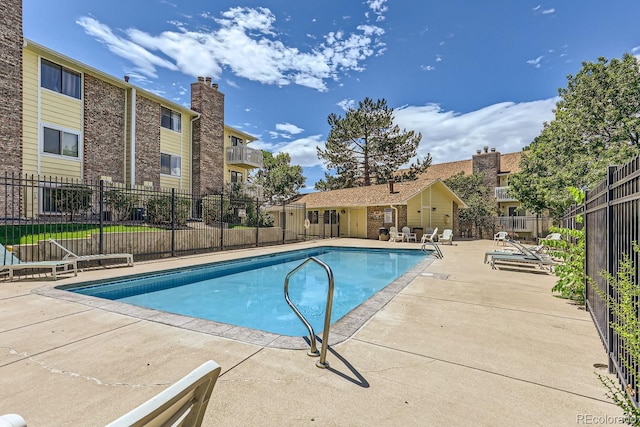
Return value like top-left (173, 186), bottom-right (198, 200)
top-left (283, 257), bottom-right (334, 369)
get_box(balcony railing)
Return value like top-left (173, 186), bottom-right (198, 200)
top-left (225, 182), bottom-right (264, 200)
top-left (226, 146), bottom-right (263, 168)
top-left (495, 186), bottom-right (517, 202)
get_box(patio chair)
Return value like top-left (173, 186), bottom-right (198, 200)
top-left (421, 227), bottom-right (438, 243)
top-left (0, 414), bottom-right (26, 427)
top-left (0, 243), bottom-right (77, 281)
top-left (493, 231), bottom-right (508, 245)
top-left (388, 227), bottom-right (405, 242)
top-left (402, 226), bottom-right (417, 242)
top-left (538, 232), bottom-right (562, 244)
top-left (49, 239), bottom-right (134, 268)
top-left (107, 360), bottom-right (221, 427)
top-left (483, 242), bottom-right (547, 263)
top-left (438, 229), bottom-right (453, 245)
top-left (489, 240), bottom-right (555, 273)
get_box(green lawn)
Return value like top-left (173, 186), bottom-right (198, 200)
top-left (0, 224), bottom-right (159, 245)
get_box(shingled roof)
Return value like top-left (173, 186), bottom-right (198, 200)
top-left (417, 150), bottom-right (522, 180)
top-left (297, 179), bottom-right (466, 209)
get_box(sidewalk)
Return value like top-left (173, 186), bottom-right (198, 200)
top-left (0, 239), bottom-right (621, 426)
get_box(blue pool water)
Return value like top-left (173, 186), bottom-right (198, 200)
top-left (66, 247), bottom-right (426, 336)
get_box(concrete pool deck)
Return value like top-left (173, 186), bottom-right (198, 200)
top-left (0, 239), bottom-right (623, 426)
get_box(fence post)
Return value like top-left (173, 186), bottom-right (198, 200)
top-left (220, 191), bottom-right (224, 250)
top-left (99, 179), bottom-right (104, 254)
top-left (171, 188), bottom-right (176, 257)
top-left (606, 165), bottom-right (616, 373)
top-left (255, 197), bottom-right (259, 247)
top-left (282, 201), bottom-right (286, 244)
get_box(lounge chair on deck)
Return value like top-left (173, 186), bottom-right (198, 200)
top-left (438, 229), bottom-right (453, 245)
top-left (483, 242), bottom-right (547, 263)
top-left (107, 360), bottom-right (221, 427)
top-left (421, 227), bottom-right (438, 243)
top-left (388, 227), bottom-right (405, 242)
top-left (49, 239), bottom-right (133, 268)
top-left (402, 226), bottom-right (417, 242)
top-left (489, 240), bottom-right (555, 273)
top-left (1, 243), bottom-right (77, 281)
top-left (0, 414), bottom-right (26, 427)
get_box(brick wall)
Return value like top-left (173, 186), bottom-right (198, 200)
top-left (83, 74), bottom-right (126, 183)
top-left (134, 96), bottom-right (161, 187)
top-left (0, 0), bottom-right (23, 216)
top-left (191, 78), bottom-right (225, 196)
top-left (366, 205), bottom-right (408, 239)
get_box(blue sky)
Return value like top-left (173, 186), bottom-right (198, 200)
top-left (23, 0), bottom-right (640, 190)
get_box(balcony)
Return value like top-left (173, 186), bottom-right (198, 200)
top-left (226, 146), bottom-right (263, 169)
top-left (225, 182), bottom-right (264, 200)
top-left (495, 186), bottom-right (517, 202)
top-left (492, 215), bottom-right (553, 236)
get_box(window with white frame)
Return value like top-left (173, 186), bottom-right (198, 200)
top-left (160, 153), bottom-right (181, 177)
top-left (43, 126), bottom-right (79, 158)
top-left (161, 107), bottom-right (181, 132)
top-left (41, 59), bottom-right (81, 99)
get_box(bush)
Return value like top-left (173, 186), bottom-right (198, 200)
top-left (104, 188), bottom-right (139, 222)
top-left (52, 184), bottom-right (92, 221)
top-left (145, 194), bottom-right (191, 226)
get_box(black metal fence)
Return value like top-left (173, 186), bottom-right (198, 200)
top-left (563, 160), bottom-right (639, 408)
top-left (1, 174), bottom-right (310, 263)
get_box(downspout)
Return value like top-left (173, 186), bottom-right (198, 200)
top-left (390, 205), bottom-right (399, 230)
top-left (189, 114), bottom-right (201, 195)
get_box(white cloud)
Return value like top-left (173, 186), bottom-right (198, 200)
top-left (532, 5), bottom-right (541, 11)
top-left (542, 8), bottom-right (555, 14)
top-left (275, 123), bottom-right (304, 134)
top-left (77, 6), bottom-right (386, 91)
top-left (254, 99), bottom-right (557, 174)
top-left (527, 56), bottom-right (544, 68)
top-left (336, 99), bottom-right (356, 111)
top-left (393, 98), bottom-right (558, 164)
top-left (421, 65), bottom-right (435, 71)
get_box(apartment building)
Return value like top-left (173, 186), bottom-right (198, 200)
top-left (0, 0), bottom-right (263, 217)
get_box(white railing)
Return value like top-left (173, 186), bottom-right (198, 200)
top-left (226, 146), bottom-right (263, 168)
top-left (495, 186), bottom-right (517, 202)
top-left (493, 216), bottom-right (534, 233)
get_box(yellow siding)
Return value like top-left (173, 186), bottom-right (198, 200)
top-left (40, 90), bottom-right (82, 129)
top-left (415, 182), bottom-right (455, 231)
top-left (22, 50), bottom-right (39, 176)
top-left (39, 156), bottom-right (82, 179)
top-left (159, 115), bottom-right (191, 191)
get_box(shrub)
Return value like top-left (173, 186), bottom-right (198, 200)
top-left (145, 194), bottom-right (191, 226)
top-left (104, 188), bottom-right (139, 222)
top-left (52, 184), bottom-right (92, 221)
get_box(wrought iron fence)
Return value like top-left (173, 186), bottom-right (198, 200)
top-left (0, 173), bottom-right (311, 263)
top-left (562, 161), bottom-right (639, 408)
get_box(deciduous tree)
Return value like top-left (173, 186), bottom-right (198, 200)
top-left (253, 151), bottom-right (306, 203)
top-left (510, 53), bottom-right (640, 217)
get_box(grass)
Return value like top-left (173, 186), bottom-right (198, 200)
top-left (0, 224), bottom-right (160, 245)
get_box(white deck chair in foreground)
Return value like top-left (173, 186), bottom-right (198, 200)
top-left (49, 239), bottom-right (133, 268)
top-left (0, 414), bottom-right (27, 427)
top-left (107, 360), bottom-right (221, 427)
top-left (1, 243), bottom-right (77, 281)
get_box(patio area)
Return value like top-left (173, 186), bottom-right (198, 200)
top-left (0, 239), bottom-right (622, 426)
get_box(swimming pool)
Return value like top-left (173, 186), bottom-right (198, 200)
top-left (58, 246), bottom-right (431, 340)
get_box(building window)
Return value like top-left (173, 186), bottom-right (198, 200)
top-left (308, 210), bottom-right (319, 224)
top-left (230, 171), bottom-right (243, 183)
top-left (41, 59), bottom-right (81, 99)
top-left (161, 107), bottom-right (181, 132)
top-left (43, 127), bottom-right (79, 158)
top-left (323, 210), bottom-right (337, 224)
top-left (230, 135), bottom-right (244, 146)
top-left (161, 153), bottom-right (181, 177)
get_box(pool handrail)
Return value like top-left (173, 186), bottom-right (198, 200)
top-left (283, 256), bottom-right (335, 369)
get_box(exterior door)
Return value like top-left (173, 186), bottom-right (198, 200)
top-left (349, 209), bottom-right (367, 238)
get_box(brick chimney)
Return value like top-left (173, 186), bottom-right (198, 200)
top-left (388, 179), bottom-right (395, 194)
top-left (191, 77), bottom-right (225, 195)
top-left (472, 147), bottom-right (501, 193)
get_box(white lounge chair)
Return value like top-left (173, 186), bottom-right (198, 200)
top-left (49, 239), bottom-right (133, 268)
top-left (438, 229), bottom-right (453, 245)
top-left (421, 227), bottom-right (438, 243)
top-left (107, 360), bottom-right (221, 427)
top-left (1, 243), bottom-right (77, 281)
top-left (0, 414), bottom-right (27, 427)
top-left (489, 240), bottom-right (555, 273)
top-left (493, 231), bottom-right (508, 245)
top-left (402, 226), bottom-right (417, 242)
top-left (388, 227), bottom-right (405, 242)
